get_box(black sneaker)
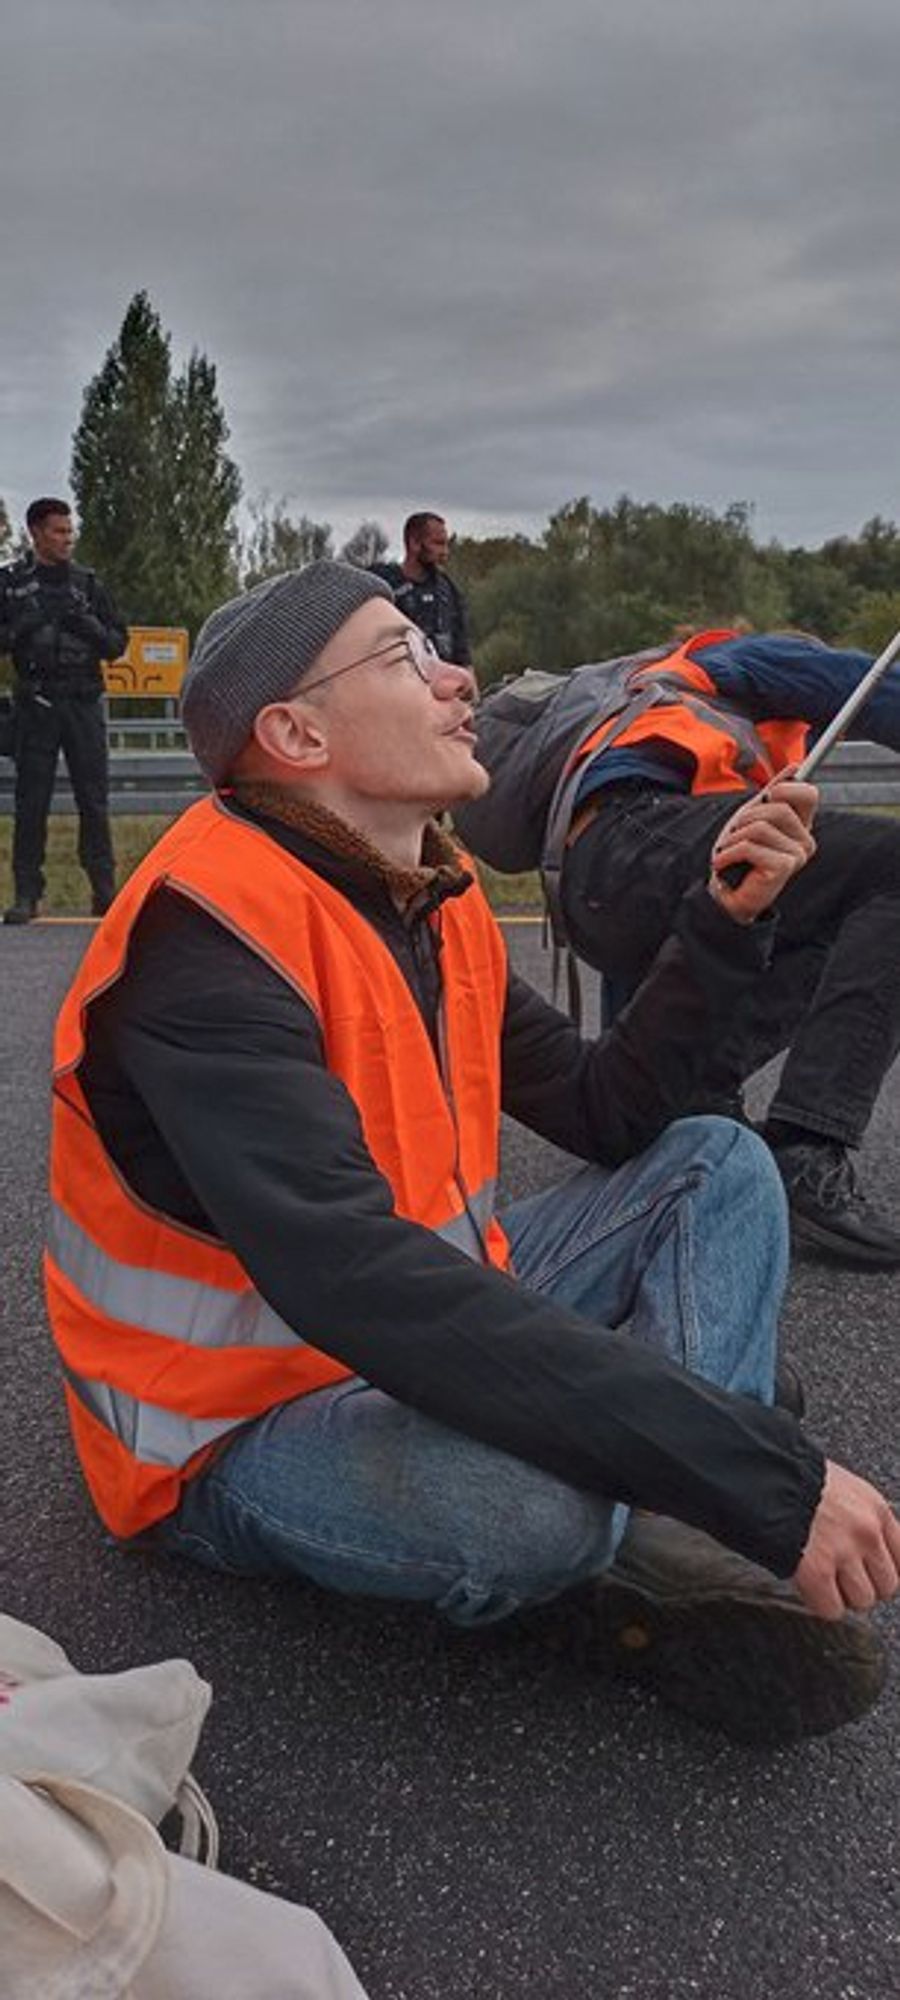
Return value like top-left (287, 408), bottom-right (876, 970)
top-left (566, 1515), bottom-right (887, 1745)
top-left (91, 889), bottom-right (114, 916)
top-left (3, 899), bottom-right (38, 925)
top-left (774, 1138), bottom-right (900, 1267)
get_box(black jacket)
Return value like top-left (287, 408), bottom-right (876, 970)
top-left (372, 562), bottom-right (470, 663)
top-left (77, 798), bottom-right (824, 1572)
top-left (0, 558), bottom-right (127, 698)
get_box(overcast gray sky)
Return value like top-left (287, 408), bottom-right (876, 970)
top-left (2, 0), bottom-right (898, 555)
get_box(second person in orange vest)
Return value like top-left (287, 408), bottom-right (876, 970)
top-left (46, 564), bottom-right (899, 1748)
top-left (556, 627), bottom-right (900, 1264)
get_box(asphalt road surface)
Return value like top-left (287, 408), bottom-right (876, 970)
top-left (2, 917), bottom-right (898, 2000)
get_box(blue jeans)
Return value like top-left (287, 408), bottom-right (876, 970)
top-left (153, 1118), bottom-right (787, 1625)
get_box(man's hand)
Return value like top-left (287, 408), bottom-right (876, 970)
top-left (708, 776), bottom-right (818, 924)
top-left (792, 1460), bottom-right (900, 1618)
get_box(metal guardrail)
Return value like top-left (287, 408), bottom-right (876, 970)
top-left (0, 736), bottom-right (899, 818)
top-left (0, 755), bottom-right (204, 817)
top-left (106, 716), bottom-right (187, 752)
top-left (803, 740), bottom-right (900, 806)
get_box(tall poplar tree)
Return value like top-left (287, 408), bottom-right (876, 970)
top-left (71, 292), bottom-right (241, 636)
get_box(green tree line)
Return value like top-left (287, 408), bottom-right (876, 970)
top-left (452, 498), bottom-right (900, 686)
top-left (4, 292), bottom-right (900, 668)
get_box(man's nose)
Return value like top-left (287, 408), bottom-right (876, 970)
top-left (432, 659), bottom-right (478, 701)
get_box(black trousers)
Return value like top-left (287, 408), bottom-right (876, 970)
top-left (561, 787), bottom-right (900, 1148)
top-left (11, 692), bottom-right (115, 905)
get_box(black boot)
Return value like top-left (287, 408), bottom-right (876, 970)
top-left (556, 1515), bottom-right (887, 1744)
top-left (774, 1358), bottom-right (805, 1420)
top-left (3, 899), bottom-right (38, 926)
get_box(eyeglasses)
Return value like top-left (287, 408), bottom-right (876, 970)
top-left (299, 627), bottom-right (445, 697)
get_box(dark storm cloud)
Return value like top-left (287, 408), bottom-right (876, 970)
top-left (2, 0), bottom-right (899, 548)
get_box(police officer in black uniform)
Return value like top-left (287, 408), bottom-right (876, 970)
top-left (0, 498), bottom-right (127, 924)
top-left (372, 511), bottom-right (471, 664)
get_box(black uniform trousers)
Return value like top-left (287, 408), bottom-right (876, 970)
top-left (561, 785), bottom-right (900, 1149)
top-left (12, 691), bottom-right (115, 905)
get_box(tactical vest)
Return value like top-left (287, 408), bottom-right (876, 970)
top-left (47, 797), bottom-right (510, 1538)
top-left (3, 558), bottom-right (106, 696)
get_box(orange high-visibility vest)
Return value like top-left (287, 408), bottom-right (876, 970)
top-left (47, 797), bottom-right (511, 1539)
top-left (574, 631), bottom-right (809, 794)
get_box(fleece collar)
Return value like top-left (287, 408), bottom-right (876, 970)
top-left (227, 781), bottom-right (471, 916)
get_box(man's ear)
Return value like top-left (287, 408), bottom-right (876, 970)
top-left (252, 696), bottom-right (330, 772)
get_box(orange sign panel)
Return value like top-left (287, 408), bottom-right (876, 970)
top-left (104, 627), bottom-right (189, 696)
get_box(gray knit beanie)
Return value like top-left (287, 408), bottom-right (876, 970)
top-left (181, 560), bottom-right (394, 784)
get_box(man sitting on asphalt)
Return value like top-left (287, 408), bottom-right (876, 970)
top-left (455, 625), bottom-right (900, 1265)
top-left (46, 564), bottom-right (899, 1748)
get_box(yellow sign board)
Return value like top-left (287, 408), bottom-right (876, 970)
top-left (104, 627), bottom-right (189, 697)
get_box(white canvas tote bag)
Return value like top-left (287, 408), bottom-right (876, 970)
top-left (0, 1616), bottom-right (369, 1999)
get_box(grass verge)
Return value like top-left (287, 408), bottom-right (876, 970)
top-left (0, 816), bottom-right (177, 915)
top-left (0, 815), bottom-right (544, 916)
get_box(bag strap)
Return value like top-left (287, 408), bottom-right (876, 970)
top-left (540, 680), bottom-right (666, 948)
top-left (0, 1773), bottom-right (168, 1996)
top-left (173, 1770), bottom-right (220, 1867)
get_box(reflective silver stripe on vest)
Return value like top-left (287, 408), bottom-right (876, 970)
top-left (681, 690), bottom-right (767, 777)
top-left (647, 676), bottom-right (773, 778)
top-left (49, 1176), bottom-right (500, 1354)
top-left (62, 1364), bottom-right (237, 1468)
top-left (48, 1204), bottom-right (298, 1350)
